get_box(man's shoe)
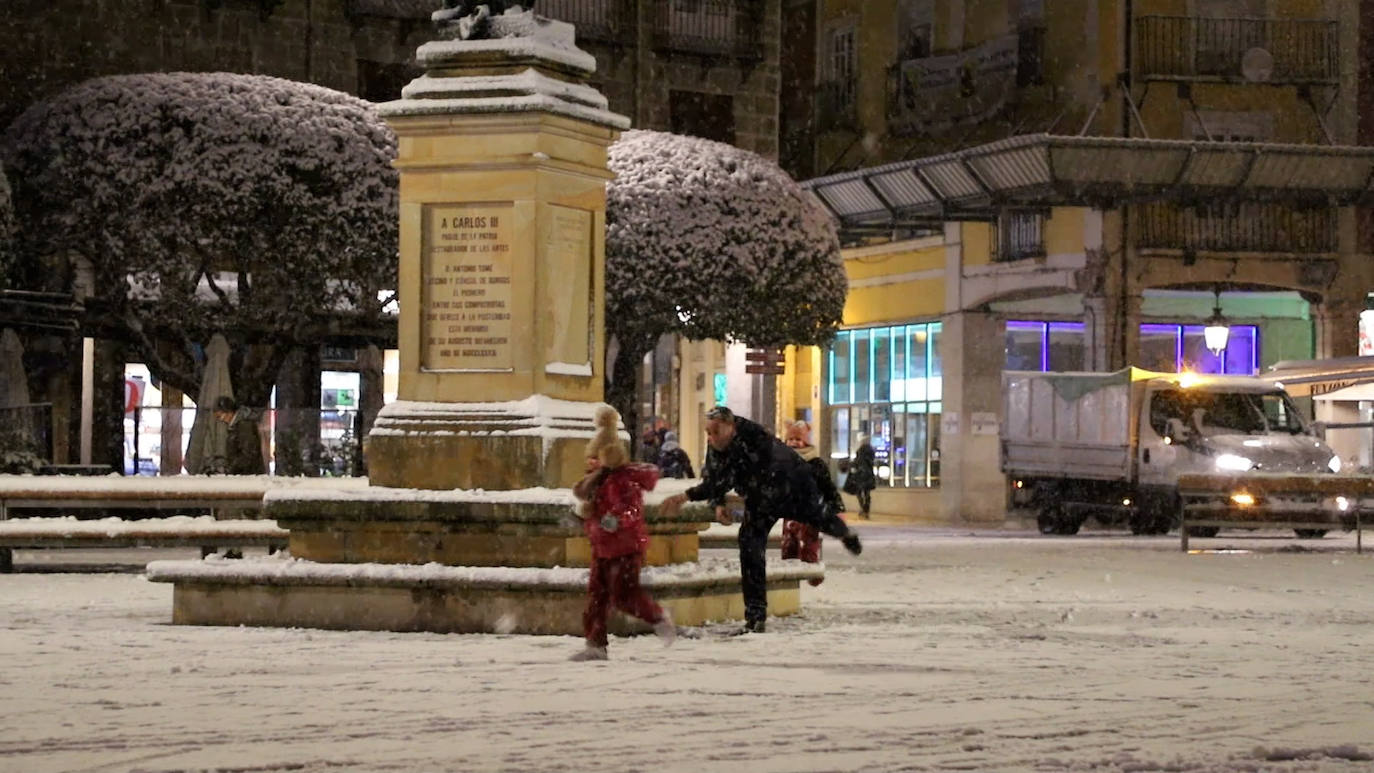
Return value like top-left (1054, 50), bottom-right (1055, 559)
top-left (654, 610), bottom-right (677, 647)
top-left (744, 618), bottom-right (765, 634)
top-left (569, 645), bottom-right (608, 661)
top-left (841, 533), bottom-right (863, 555)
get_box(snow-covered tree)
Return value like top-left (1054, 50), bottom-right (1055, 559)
top-left (0, 163), bottom-right (13, 291)
top-left (605, 130), bottom-right (846, 435)
top-left (2, 72), bottom-right (398, 408)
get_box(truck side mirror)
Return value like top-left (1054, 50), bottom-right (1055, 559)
top-left (1308, 421), bottom-right (1327, 440)
top-left (1165, 417), bottom-right (1190, 444)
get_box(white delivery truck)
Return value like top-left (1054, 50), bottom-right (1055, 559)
top-left (1001, 368), bottom-right (1344, 536)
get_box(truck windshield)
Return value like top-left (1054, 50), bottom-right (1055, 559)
top-left (1149, 389), bottom-right (1306, 437)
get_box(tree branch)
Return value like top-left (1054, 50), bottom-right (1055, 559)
top-left (118, 309), bottom-right (202, 401)
top-left (195, 256), bottom-right (236, 314)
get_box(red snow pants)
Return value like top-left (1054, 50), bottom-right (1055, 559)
top-left (583, 553), bottom-right (664, 647)
top-left (781, 520), bottom-right (824, 586)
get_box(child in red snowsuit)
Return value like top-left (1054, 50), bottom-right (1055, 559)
top-left (781, 420), bottom-right (843, 586)
top-left (569, 405), bottom-right (675, 661)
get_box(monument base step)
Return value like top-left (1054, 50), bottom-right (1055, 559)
top-left (145, 556), bottom-right (824, 636)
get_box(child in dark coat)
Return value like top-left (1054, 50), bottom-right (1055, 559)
top-left (781, 420), bottom-right (843, 586)
top-left (569, 405), bottom-right (675, 661)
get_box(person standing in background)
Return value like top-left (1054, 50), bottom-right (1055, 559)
top-left (845, 434), bottom-right (876, 518)
top-left (781, 420), bottom-right (841, 586)
top-left (656, 430), bottom-right (694, 479)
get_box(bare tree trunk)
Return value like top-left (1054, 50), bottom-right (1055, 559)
top-left (607, 334), bottom-right (654, 461)
top-left (274, 346), bottom-right (322, 476)
top-left (92, 338), bottom-right (127, 474)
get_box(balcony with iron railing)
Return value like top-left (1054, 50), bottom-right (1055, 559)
top-left (1135, 201), bottom-right (1337, 255)
top-left (1134, 15), bottom-right (1339, 84)
top-left (993, 212), bottom-right (1047, 263)
top-left (537, 0), bottom-right (625, 44)
top-left (651, 0), bottom-right (762, 60)
top-left (816, 80), bottom-right (858, 133)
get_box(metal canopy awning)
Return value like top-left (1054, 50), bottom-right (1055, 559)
top-left (1262, 356), bottom-right (1374, 398)
top-left (802, 134), bottom-right (1374, 233)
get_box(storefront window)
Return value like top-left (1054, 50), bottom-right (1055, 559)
top-left (1143, 323), bottom-right (1259, 375)
top-left (830, 330), bottom-right (852, 404)
top-left (1008, 320), bottom-right (1258, 375)
top-left (1005, 321), bottom-right (1086, 372)
top-left (853, 329), bottom-right (872, 404)
top-left (826, 322), bottom-right (942, 488)
top-left (1047, 322), bottom-right (1086, 371)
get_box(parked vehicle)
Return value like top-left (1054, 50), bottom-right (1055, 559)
top-left (1001, 368), bottom-right (1345, 536)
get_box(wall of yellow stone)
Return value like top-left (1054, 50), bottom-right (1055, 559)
top-left (1045, 207), bottom-right (1088, 257)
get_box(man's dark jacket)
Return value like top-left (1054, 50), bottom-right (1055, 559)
top-left (685, 416), bottom-right (818, 515)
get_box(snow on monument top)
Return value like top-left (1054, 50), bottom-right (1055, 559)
top-left (380, 2), bottom-right (626, 129)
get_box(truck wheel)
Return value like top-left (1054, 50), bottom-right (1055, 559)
top-left (1134, 493), bottom-right (1178, 535)
top-left (1054, 515), bottom-right (1084, 536)
top-left (1129, 512), bottom-right (1154, 535)
top-left (1185, 526), bottom-right (1220, 538)
top-left (1036, 502), bottom-right (1077, 535)
top-left (1036, 510), bottom-right (1060, 535)
top-left (1294, 529), bottom-right (1328, 539)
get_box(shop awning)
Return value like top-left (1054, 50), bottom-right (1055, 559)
top-left (802, 134), bottom-right (1374, 233)
top-left (1262, 357), bottom-right (1374, 398)
top-left (1312, 382), bottom-right (1374, 402)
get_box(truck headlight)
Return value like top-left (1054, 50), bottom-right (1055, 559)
top-left (1215, 454), bottom-right (1254, 472)
top-left (1328, 456), bottom-right (1342, 473)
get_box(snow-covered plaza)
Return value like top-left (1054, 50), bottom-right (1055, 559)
top-left (2, 525), bottom-right (1372, 773)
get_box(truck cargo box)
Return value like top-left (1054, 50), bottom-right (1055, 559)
top-left (1000, 369), bottom-right (1153, 482)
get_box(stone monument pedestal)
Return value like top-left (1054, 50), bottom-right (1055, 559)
top-left (148, 10), bottom-right (824, 635)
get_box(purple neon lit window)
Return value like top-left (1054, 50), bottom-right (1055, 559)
top-left (1139, 323), bottom-right (1258, 375)
top-left (1009, 321), bottom-right (1258, 375)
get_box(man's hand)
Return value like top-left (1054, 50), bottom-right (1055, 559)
top-left (660, 492), bottom-right (688, 515)
top-left (715, 505), bottom-right (732, 526)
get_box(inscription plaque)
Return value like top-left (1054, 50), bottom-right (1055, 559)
top-left (422, 203), bottom-right (515, 371)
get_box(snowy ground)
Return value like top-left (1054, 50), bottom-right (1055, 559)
top-left (2, 526), bottom-right (1373, 773)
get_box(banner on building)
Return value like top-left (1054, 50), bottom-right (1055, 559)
top-left (890, 34), bottom-right (1018, 134)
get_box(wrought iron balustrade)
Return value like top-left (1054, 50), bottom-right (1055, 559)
top-left (1135, 15), bottom-right (1338, 84)
top-left (1135, 201), bottom-right (1337, 254)
top-left (993, 212), bottom-right (1046, 262)
top-left (652, 0), bottom-right (762, 59)
top-left (538, 0), bottom-right (624, 43)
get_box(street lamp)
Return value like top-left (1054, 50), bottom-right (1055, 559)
top-left (1203, 285), bottom-right (1229, 356)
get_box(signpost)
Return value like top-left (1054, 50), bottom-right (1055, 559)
top-left (744, 348), bottom-right (785, 375)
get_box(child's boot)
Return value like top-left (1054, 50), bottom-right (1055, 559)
top-left (569, 644), bottom-right (608, 661)
top-left (654, 609), bottom-right (676, 647)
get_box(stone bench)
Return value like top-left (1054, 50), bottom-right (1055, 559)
top-left (145, 555), bottom-right (823, 635)
top-left (0, 517), bottom-right (289, 571)
top-left (0, 474), bottom-right (365, 570)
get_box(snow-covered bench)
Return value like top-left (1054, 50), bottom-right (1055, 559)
top-left (0, 475), bottom-right (366, 571)
top-left (0, 516), bottom-right (289, 571)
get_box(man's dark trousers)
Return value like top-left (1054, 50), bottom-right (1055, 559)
top-left (737, 463), bottom-right (851, 624)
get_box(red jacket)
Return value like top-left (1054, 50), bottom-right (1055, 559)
top-left (581, 463), bottom-right (660, 559)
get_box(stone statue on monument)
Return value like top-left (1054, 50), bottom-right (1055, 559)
top-left (433, 0), bottom-right (537, 40)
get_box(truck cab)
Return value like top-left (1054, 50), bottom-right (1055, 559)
top-left (1132, 374), bottom-right (1341, 534)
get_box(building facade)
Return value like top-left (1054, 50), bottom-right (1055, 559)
top-left (796, 0), bottom-right (1374, 523)
top-left (1, 0), bottom-right (783, 163)
top-left (0, 0), bottom-right (784, 470)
